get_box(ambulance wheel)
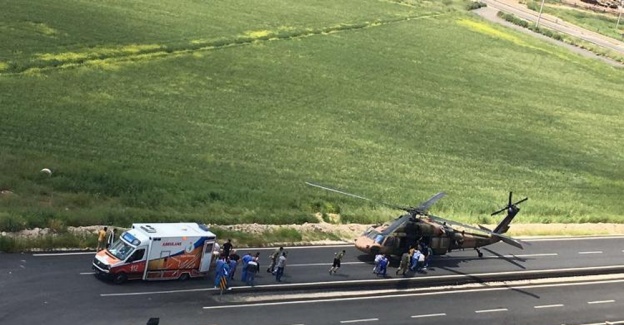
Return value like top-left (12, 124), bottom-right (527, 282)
top-left (179, 273), bottom-right (190, 281)
top-left (113, 273), bottom-right (128, 284)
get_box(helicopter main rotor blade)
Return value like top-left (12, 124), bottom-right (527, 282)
top-left (412, 192), bottom-right (446, 214)
top-left (305, 182), bottom-right (407, 211)
top-left (429, 215), bottom-right (485, 234)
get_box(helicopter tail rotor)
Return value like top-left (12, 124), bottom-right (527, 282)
top-left (491, 191), bottom-right (528, 237)
top-left (491, 191), bottom-right (528, 216)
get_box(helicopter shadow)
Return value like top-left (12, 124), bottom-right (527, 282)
top-left (482, 247), bottom-right (527, 270)
top-left (432, 248), bottom-right (528, 270)
top-left (438, 256), bottom-right (541, 299)
top-left (356, 254), bottom-right (376, 263)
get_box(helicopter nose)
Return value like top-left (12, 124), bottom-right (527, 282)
top-left (355, 237), bottom-right (373, 253)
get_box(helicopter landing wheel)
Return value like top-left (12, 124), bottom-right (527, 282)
top-left (476, 248), bottom-right (483, 258)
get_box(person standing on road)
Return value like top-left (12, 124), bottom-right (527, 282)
top-left (246, 259), bottom-right (259, 286)
top-left (214, 255), bottom-right (229, 289)
top-left (97, 227), bottom-right (108, 251)
top-left (373, 252), bottom-right (383, 274)
top-left (228, 250), bottom-right (240, 280)
top-left (253, 251), bottom-right (261, 271)
top-left (396, 252), bottom-right (410, 276)
top-left (422, 243), bottom-right (433, 270)
top-left (329, 250), bottom-right (346, 275)
top-left (222, 239), bottom-right (233, 258)
top-left (268, 247), bottom-right (283, 273)
top-left (241, 252), bottom-right (253, 283)
top-left (410, 248), bottom-right (422, 271)
top-left (275, 252), bottom-right (287, 282)
top-left (376, 255), bottom-right (389, 277)
top-left (106, 228), bottom-right (115, 249)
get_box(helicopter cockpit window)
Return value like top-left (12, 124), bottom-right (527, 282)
top-left (367, 230), bottom-right (380, 240)
top-left (382, 236), bottom-right (395, 247)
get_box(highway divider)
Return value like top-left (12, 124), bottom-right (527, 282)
top-left (225, 265), bottom-right (624, 294)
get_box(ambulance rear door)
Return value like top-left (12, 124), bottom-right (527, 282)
top-left (200, 238), bottom-right (215, 272)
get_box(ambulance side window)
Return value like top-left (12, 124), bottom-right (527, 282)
top-left (128, 249), bottom-right (145, 263)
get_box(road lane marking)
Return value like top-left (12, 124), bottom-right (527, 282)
top-left (80, 272), bottom-right (95, 275)
top-left (534, 304), bottom-right (564, 309)
top-left (411, 313), bottom-right (446, 318)
top-left (33, 252), bottom-right (95, 257)
top-left (524, 236), bottom-right (624, 242)
top-left (288, 262), bottom-right (364, 267)
top-left (340, 318), bottom-right (378, 324)
top-left (501, 253), bottom-right (558, 258)
top-left (587, 300), bottom-right (615, 304)
top-left (105, 287), bottom-right (214, 297)
top-left (578, 251), bottom-right (603, 254)
top-left (575, 321), bottom-right (624, 325)
top-left (475, 308), bottom-right (507, 313)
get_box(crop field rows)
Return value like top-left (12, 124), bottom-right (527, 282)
top-left (0, 0), bottom-right (623, 238)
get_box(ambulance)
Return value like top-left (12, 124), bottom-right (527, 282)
top-left (92, 223), bottom-right (217, 284)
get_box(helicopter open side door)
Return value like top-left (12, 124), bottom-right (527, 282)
top-left (430, 236), bottom-right (451, 255)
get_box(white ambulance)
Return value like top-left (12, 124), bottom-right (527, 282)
top-left (93, 223), bottom-right (217, 284)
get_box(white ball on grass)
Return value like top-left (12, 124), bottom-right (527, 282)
top-left (40, 168), bottom-right (52, 176)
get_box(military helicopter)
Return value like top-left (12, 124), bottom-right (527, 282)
top-left (306, 182), bottom-right (528, 258)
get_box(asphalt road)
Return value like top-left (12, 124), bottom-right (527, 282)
top-left (1, 236), bottom-right (624, 325)
top-left (204, 278), bottom-right (624, 325)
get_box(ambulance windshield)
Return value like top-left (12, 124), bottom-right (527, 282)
top-left (109, 239), bottom-right (135, 260)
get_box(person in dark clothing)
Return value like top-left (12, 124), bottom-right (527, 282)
top-left (329, 250), bottom-right (346, 275)
top-left (222, 239), bottom-right (233, 258)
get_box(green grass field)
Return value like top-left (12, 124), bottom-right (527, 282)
top-left (1, 0), bottom-right (623, 235)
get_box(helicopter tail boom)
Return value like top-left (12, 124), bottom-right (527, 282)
top-left (491, 232), bottom-right (523, 249)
